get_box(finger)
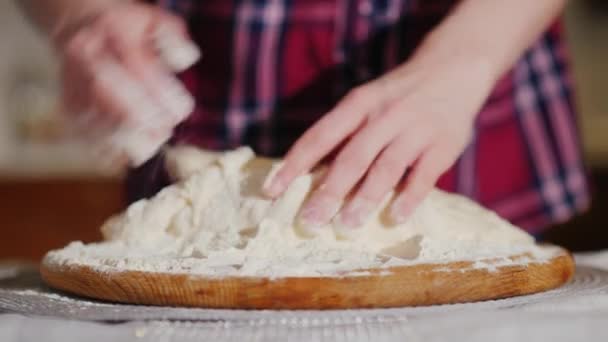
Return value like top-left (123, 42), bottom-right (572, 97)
top-left (94, 62), bottom-right (175, 165)
top-left (61, 66), bottom-right (91, 119)
top-left (64, 56), bottom-right (170, 166)
top-left (389, 144), bottom-right (460, 224)
top-left (334, 129), bottom-right (431, 235)
top-left (62, 74), bottom-right (111, 141)
top-left (153, 17), bottom-right (201, 72)
top-left (59, 5), bottom-right (181, 166)
top-left (61, 26), bottom-right (118, 136)
top-left (105, 29), bottom-right (194, 124)
top-left (61, 25), bottom-right (102, 115)
top-left (106, 123), bottom-right (173, 167)
top-left (263, 85), bottom-right (381, 197)
top-left (91, 61), bottom-right (141, 124)
top-left (94, 143), bottom-right (131, 172)
top-left (92, 60), bottom-right (174, 134)
top-left (297, 105), bottom-right (410, 232)
top-left (71, 109), bottom-right (117, 141)
top-left (153, 9), bottom-right (189, 39)
top-left (65, 25), bottom-right (129, 126)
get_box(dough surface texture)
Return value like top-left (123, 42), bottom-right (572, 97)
top-left (45, 147), bottom-right (552, 277)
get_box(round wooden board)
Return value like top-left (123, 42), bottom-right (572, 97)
top-left (40, 248), bottom-right (574, 310)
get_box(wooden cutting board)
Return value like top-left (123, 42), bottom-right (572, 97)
top-left (40, 246), bottom-right (574, 309)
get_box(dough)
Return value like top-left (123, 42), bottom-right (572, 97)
top-left (46, 146), bottom-right (548, 277)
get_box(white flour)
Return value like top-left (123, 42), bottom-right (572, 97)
top-left (44, 147), bottom-right (559, 278)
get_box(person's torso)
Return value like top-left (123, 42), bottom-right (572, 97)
top-left (129, 0), bottom-right (589, 233)
top-left (162, 0), bottom-right (457, 155)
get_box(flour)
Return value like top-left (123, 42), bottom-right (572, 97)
top-left (44, 146), bottom-right (558, 278)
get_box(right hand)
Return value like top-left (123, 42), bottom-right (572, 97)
top-left (55, 2), bottom-right (200, 166)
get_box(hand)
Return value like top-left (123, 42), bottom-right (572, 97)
top-left (55, 2), bottom-right (200, 165)
top-left (264, 54), bottom-right (495, 236)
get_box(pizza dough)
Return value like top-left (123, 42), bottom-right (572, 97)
top-left (45, 146), bottom-right (555, 278)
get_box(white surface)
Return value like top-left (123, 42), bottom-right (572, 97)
top-left (2, 251), bottom-right (608, 341)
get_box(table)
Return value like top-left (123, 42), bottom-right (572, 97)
top-left (2, 252), bottom-right (608, 342)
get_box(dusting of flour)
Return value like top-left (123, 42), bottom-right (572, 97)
top-left (44, 147), bottom-right (558, 278)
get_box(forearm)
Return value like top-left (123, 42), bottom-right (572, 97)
top-left (16, 0), bottom-right (123, 43)
top-left (414, 0), bottom-right (567, 82)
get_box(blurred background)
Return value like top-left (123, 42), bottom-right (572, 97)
top-left (0, 0), bottom-right (606, 260)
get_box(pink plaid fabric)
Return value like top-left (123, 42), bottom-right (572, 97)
top-left (128, 0), bottom-right (590, 233)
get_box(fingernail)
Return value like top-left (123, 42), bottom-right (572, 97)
top-left (96, 61), bottom-right (166, 128)
top-left (156, 74), bottom-right (195, 121)
top-left (335, 197), bottom-right (374, 230)
top-left (108, 125), bottom-right (169, 167)
top-left (296, 207), bottom-right (325, 237)
top-left (262, 164), bottom-right (285, 198)
top-left (263, 179), bottom-right (284, 198)
top-left (166, 43), bottom-right (201, 72)
top-left (296, 195), bottom-right (340, 237)
top-left (156, 28), bottom-right (201, 72)
top-left (389, 196), bottom-right (413, 225)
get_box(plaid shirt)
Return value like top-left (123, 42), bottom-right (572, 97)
top-left (128, 0), bottom-right (590, 233)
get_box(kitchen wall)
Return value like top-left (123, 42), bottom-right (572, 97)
top-left (565, 0), bottom-right (608, 166)
top-left (0, 1), bottom-right (116, 178)
top-left (0, 2), bottom-right (123, 260)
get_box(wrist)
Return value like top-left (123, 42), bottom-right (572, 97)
top-left (414, 30), bottom-right (501, 87)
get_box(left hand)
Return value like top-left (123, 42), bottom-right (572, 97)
top-left (263, 54), bottom-right (496, 236)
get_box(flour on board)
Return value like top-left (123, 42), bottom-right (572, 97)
top-left (44, 147), bottom-right (557, 278)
